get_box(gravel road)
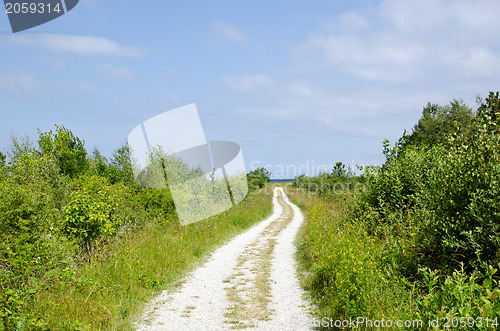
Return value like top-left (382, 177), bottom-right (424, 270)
top-left (136, 187), bottom-right (314, 330)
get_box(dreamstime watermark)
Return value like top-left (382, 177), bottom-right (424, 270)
top-left (3, 0), bottom-right (80, 33)
top-left (127, 104), bottom-right (247, 226)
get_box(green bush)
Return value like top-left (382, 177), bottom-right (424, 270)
top-left (416, 265), bottom-right (500, 329)
top-left (134, 187), bottom-right (176, 223)
top-left (0, 153), bottom-right (76, 330)
top-left (292, 162), bottom-right (361, 197)
top-left (62, 176), bottom-right (131, 249)
top-left (296, 93), bottom-right (500, 326)
top-left (353, 93), bottom-right (500, 273)
top-left (0, 126), bottom-right (183, 329)
top-left (38, 125), bottom-right (88, 178)
top-left (417, 121), bottom-right (500, 271)
top-left (247, 167), bottom-right (270, 189)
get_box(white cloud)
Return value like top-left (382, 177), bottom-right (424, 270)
top-left (215, 0), bottom-right (500, 155)
top-left (337, 11), bottom-right (371, 31)
top-left (222, 73), bottom-right (273, 92)
top-left (96, 63), bottom-right (137, 80)
top-left (293, 0), bottom-right (500, 82)
top-left (8, 33), bottom-right (145, 57)
top-left (0, 72), bottom-right (40, 94)
top-left (211, 21), bottom-right (246, 43)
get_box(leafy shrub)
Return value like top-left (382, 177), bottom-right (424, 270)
top-left (111, 143), bottom-right (135, 185)
top-left (416, 265), bottom-right (500, 329)
top-left (353, 93), bottom-right (500, 273)
top-left (38, 125), bottom-right (88, 178)
top-left (247, 167), bottom-right (270, 189)
top-left (0, 126), bottom-right (182, 329)
top-left (62, 175), bottom-right (132, 250)
top-left (0, 154), bottom-right (66, 283)
top-left (298, 93), bottom-right (500, 326)
top-left (417, 120), bottom-right (500, 271)
top-left (88, 148), bottom-right (123, 185)
top-left (292, 162), bottom-right (361, 197)
top-left (402, 99), bottom-right (475, 149)
top-left (134, 187), bottom-right (176, 223)
top-left (0, 153), bottom-right (75, 329)
top-left (63, 188), bottom-right (114, 248)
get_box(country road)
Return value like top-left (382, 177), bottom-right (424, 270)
top-left (136, 187), bottom-right (314, 330)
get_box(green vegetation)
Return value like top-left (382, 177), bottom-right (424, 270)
top-left (247, 167), bottom-right (271, 189)
top-left (0, 126), bottom-right (273, 330)
top-left (292, 161), bottom-right (364, 197)
top-left (294, 92), bottom-right (500, 329)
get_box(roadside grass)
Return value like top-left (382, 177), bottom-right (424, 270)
top-left (27, 187), bottom-right (273, 330)
top-left (281, 183), bottom-right (325, 212)
top-left (286, 186), bottom-right (416, 329)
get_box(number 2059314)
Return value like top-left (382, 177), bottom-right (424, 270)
top-left (5, 2), bottom-right (62, 14)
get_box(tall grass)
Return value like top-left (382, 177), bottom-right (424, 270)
top-left (23, 188), bottom-right (273, 330)
top-left (287, 187), bottom-right (415, 329)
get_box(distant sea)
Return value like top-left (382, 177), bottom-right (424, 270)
top-left (269, 179), bottom-right (294, 182)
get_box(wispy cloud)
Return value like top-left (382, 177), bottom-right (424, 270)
top-left (8, 33), bottom-right (145, 57)
top-left (222, 73), bottom-right (273, 92)
top-left (211, 21), bottom-right (246, 43)
top-left (96, 63), bottom-right (137, 80)
top-left (293, 0), bottom-right (500, 82)
top-left (0, 72), bottom-right (40, 94)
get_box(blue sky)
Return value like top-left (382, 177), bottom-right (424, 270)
top-left (1, 0), bottom-right (500, 178)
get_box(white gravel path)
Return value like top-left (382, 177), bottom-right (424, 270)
top-left (135, 187), bottom-right (314, 330)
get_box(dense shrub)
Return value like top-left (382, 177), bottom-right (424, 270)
top-left (63, 180), bottom-right (115, 249)
top-left (134, 187), bottom-right (176, 223)
top-left (292, 162), bottom-right (362, 197)
top-left (0, 153), bottom-right (76, 329)
top-left (355, 94), bottom-right (500, 273)
top-left (0, 125), bottom-right (179, 328)
top-left (297, 93), bottom-right (500, 327)
top-left (416, 265), bottom-right (500, 326)
top-left (247, 167), bottom-right (270, 189)
top-left (38, 125), bottom-right (88, 178)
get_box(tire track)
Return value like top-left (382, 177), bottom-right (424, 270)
top-left (136, 187), bottom-right (313, 330)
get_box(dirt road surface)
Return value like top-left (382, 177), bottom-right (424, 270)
top-left (136, 187), bottom-right (314, 330)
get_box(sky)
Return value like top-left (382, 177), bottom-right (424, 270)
top-left (1, 0), bottom-right (500, 178)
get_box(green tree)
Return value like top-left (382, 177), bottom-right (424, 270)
top-left (403, 99), bottom-right (475, 149)
top-left (38, 125), bottom-right (88, 178)
top-left (477, 91), bottom-right (500, 131)
top-left (247, 167), bottom-right (271, 189)
top-left (7, 134), bottom-right (35, 164)
top-left (331, 161), bottom-right (347, 178)
top-left (0, 151), bottom-right (6, 180)
top-left (111, 142), bottom-right (135, 185)
top-left (355, 94), bottom-right (500, 273)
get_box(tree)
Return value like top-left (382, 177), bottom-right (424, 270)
top-left (38, 125), bottom-right (88, 178)
top-left (247, 167), bottom-right (271, 189)
top-left (477, 91), bottom-right (500, 132)
top-left (403, 99), bottom-right (475, 150)
top-left (331, 161), bottom-right (347, 178)
top-left (111, 142), bottom-right (135, 185)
